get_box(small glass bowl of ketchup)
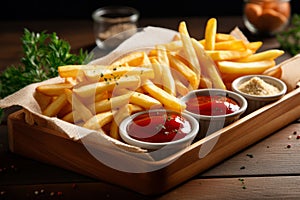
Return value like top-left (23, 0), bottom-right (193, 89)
top-left (181, 89), bottom-right (248, 140)
top-left (119, 109), bottom-right (199, 156)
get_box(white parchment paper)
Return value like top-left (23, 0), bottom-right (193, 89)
top-left (0, 26), bottom-right (189, 171)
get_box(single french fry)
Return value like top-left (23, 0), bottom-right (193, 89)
top-left (149, 58), bottom-right (163, 84)
top-left (129, 91), bottom-right (162, 109)
top-left (58, 65), bottom-right (84, 78)
top-left (233, 49), bottom-right (284, 62)
top-left (155, 44), bottom-right (170, 66)
top-left (34, 90), bottom-right (52, 111)
top-left (64, 88), bottom-right (73, 104)
top-left (128, 103), bottom-right (144, 114)
top-left (215, 33), bottom-right (236, 42)
top-left (148, 49), bottom-right (158, 57)
top-left (191, 38), bottom-right (226, 89)
top-left (72, 93), bottom-right (94, 122)
top-left (112, 88), bottom-right (133, 96)
top-left (110, 104), bottom-right (131, 140)
top-left (110, 51), bottom-right (145, 67)
top-left (36, 82), bottom-right (73, 96)
top-left (109, 120), bottom-right (121, 140)
top-left (199, 76), bottom-right (213, 88)
top-left (109, 91), bottom-right (132, 110)
top-left (198, 39), bottom-right (205, 47)
top-left (93, 92), bottom-right (132, 114)
top-left (57, 102), bottom-right (72, 118)
top-left (83, 111), bottom-right (113, 131)
top-left (64, 77), bottom-right (77, 86)
top-left (95, 91), bottom-right (110, 102)
top-left (246, 41), bottom-right (263, 52)
top-left (156, 44), bottom-right (176, 96)
top-left (65, 88), bottom-right (94, 122)
top-left (178, 21), bottom-right (190, 36)
top-left (42, 93), bottom-right (68, 117)
top-left (64, 89), bottom-right (91, 122)
top-left (168, 53), bottom-right (198, 89)
top-left (109, 103), bottom-right (144, 140)
top-left (204, 18), bottom-right (217, 50)
top-left (179, 31), bottom-right (201, 86)
top-left (178, 21), bottom-right (200, 69)
top-left (93, 99), bottom-right (111, 114)
top-left (73, 75), bottom-right (141, 98)
top-left (161, 40), bottom-right (183, 52)
top-left (142, 79), bottom-right (186, 112)
top-left (205, 49), bottom-right (253, 61)
top-left (140, 51), bottom-right (152, 66)
top-left (58, 65), bottom-right (81, 78)
top-left (58, 65), bottom-right (108, 78)
top-left (174, 78), bottom-right (190, 96)
top-left (61, 111), bottom-right (74, 123)
top-left (214, 40), bottom-right (247, 51)
top-left (84, 66), bottom-right (154, 82)
top-left (217, 60), bottom-right (276, 74)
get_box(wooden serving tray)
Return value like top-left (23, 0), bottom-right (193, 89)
top-left (7, 86), bottom-right (300, 195)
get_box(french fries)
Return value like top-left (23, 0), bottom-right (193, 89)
top-left (34, 17), bottom-right (285, 141)
top-left (233, 49), bottom-right (284, 62)
top-left (204, 18), bottom-right (217, 50)
top-left (155, 44), bottom-right (176, 95)
top-left (218, 60), bottom-right (276, 74)
top-left (142, 79), bottom-right (186, 112)
top-left (36, 83), bottom-right (73, 96)
top-left (42, 93), bottom-right (68, 117)
top-left (178, 21), bottom-right (201, 86)
top-left (199, 21), bottom-right (284, 87)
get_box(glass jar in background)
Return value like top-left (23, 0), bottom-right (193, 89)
top-left (92, 6), bottom-right (140, 50)
top-left (243, 0), bottom-right (291, 36)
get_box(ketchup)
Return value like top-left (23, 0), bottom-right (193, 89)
top-left (127, 111), bottom-right (192, 143)
top-left (186, 95), bottom-right (240, 116)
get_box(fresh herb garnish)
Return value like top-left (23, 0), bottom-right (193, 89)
top-left (276, 14), bottom-right (300, 56)
top-left (0, 28), bottom-right (93, 121)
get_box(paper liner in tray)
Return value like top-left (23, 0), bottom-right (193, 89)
top-left (0, 26), bottom-right (191, 167)
top-left (1, 26), bottom-right (300, 172)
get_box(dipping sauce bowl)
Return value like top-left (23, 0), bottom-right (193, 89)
top-left (181, 89), bottom-right (248, 140)
top-left (119, 109), bottom-right (199, 157)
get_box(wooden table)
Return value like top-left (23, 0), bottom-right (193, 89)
top-left (1, 16), bottom-right (300, 200)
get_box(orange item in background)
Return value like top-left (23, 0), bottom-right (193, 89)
top-left (244, 0), bottom-right (291, 34)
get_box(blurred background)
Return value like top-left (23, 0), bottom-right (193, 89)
top-left (1, 0), bottom-right (299, 20)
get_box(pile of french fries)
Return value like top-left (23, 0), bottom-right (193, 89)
top-left (34, 18), bottom-right (284, 141)
top-left (200, 18), bottom-right (284, 88)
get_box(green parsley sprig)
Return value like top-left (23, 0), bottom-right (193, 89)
top-left (276, 14), bottom-right (300, 56)
top-left (0, 28), bottom-right (93, 122)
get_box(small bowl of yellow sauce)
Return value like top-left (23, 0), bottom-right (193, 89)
top-left (231, 74), bottom-right (287, 116)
